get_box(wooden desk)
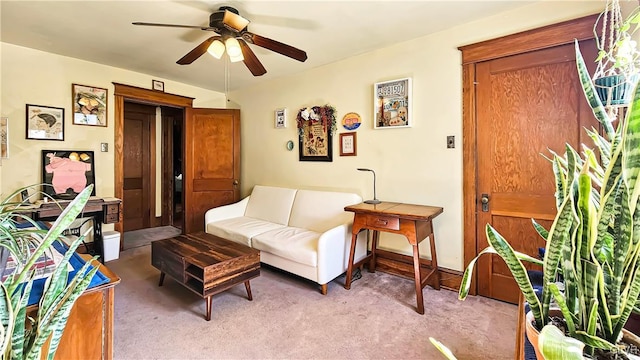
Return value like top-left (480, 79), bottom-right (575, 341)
top-left (21, 197), bottom-right (121, 262)
top-left (344, 202), bottom-right (443, 314)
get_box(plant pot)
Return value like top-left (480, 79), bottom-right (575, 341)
top-left (526, 310), bottom-right (640, 359)
top-left (525, 311), bottom-right (544, 360)
top-left (594, 74), bottom-right (640, 106)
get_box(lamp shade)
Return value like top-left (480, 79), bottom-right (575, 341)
top-left (225, 38), bottom-right (242, 57)
top-left (229, 53), bottom-right (244, 62)
top-left (207, 39), bottom-right (225, 59)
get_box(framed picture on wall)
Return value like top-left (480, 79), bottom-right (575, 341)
top-left (339, 132), bottom-right (357, 156)
top-left (275, 108), bottom-right (286, 129)
top-left (297, 105), bottom-right (335, 162)
top-left (0, 117), bottom-right (8, 158)
top-left (41, 150), bottom-right (96, 200)
top-left (373, 77), bottom-right (411, 129)
top-left (26, 104), bottom-right (65, 141)
top-left (72, 83), bottom-right (108, 127)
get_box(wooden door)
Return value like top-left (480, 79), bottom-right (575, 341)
top-left (183, 108), bottom-right (240, 233)
top-left (474, 41), bottom-right (599, 303)
top-left (123, 102), bottom-right (156, 231)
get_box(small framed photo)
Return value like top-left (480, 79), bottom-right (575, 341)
top-left (0, 117), bottom-right (8, 159)
top-left (152, 80), bottom-right (165, 92)
top-left (72, 83), bottom-right (108, 127)
top-left (374, 77), bottom-right (411, 129)
top-left (26, 104), bottom-right (64, 141)
top-left (339, 132), bottom-right (357, 156)
top-left (275, 108), bottom-right (286, 129)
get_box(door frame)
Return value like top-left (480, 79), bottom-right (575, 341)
top-left (112, 83), bottom-right (193, 236)
top-left (458, 14), bottom-right (598, 295)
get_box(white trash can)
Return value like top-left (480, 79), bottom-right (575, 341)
top-left (102, 231), bottom-right (121, 262)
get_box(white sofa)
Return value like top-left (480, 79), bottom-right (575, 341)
top-left (204, 185), bottom-right (368, 294)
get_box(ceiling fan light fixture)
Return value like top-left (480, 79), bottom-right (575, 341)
top-left (225, 37), bottom-right (242, 57)
top-left (207, 39), bottom-right (225, 59)
top-left (222, 10), bottom-right (250, 32)
top-left (229, 52), bottom-right (244, 63)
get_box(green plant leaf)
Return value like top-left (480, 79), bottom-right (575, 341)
top-left (0, 283), bottom-right (13, 357)
top-left (484, 224), bottom-right (544, 327)
top-left (542, 194), bottom-right (575, 319)
top-left (539, 325), bottom-right (585, 360)
top-left (7, 185), bottom-right (93, 295)
top-left (428, 337), bottom-right (458, 360)
top-left (575, 40), bottom-right (615, 140)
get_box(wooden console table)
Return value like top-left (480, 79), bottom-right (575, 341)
top-left (19, 197), bottom-right (121, 262)
top-left (344, 202), bottom-right (443, 314)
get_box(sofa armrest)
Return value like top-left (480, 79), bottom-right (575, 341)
top-left (316, 222), bottom-right (367, 285)
top-left (204, 196), bottom-right (250, 226)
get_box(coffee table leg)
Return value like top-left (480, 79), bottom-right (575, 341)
top-left (244, 281), bottom-right (253, 301)
top-left (158, 272), bottom-right (165, 286)
top-left (205, 296), bottom-right (212, 321)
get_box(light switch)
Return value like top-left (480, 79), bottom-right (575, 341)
top-left (101, 143), bottom-right (108, 152)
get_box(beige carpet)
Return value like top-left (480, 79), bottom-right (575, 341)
top-left (107, 245), bottom-right (517, 360)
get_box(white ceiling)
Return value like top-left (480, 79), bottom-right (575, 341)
top-left (0, 1), bottom-right (537, 93)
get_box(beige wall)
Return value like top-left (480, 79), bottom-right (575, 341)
top-left (0, 1), bottom-right (608, 269)
top-left (0, 43), bottom-right (225, 201)
top-left (229, 1), bottom-right (604, 271)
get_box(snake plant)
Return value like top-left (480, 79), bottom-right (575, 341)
top-left (458, 39), bottom-right (640, 357)
top-left (0, 185), bottom-right (98, 360)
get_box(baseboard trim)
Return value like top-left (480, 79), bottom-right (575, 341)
top-left (373, 249), bottom-right (463, 291)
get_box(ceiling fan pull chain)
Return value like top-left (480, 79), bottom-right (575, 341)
top-left (224, 55), bottom-right (229, 102)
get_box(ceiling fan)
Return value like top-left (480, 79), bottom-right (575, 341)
top-left (133, 6), bottom-right (308, 77)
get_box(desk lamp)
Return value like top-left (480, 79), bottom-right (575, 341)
top-left (357, 168), bottom-right (381, 204)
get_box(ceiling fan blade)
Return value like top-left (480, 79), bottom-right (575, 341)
top-left (132, 22), bottom-right (214, 31)
top-left (242, 32), bottom-right (307, 62)
top-left (176, 36), bottom-right (219, 65)
top-left (239, 39), bottom-right (266, 76)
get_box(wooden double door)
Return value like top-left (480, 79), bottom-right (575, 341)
top-left (115, 84), bottom-right (240, 236)
top-left (461, 15), bottom-right (601, 303)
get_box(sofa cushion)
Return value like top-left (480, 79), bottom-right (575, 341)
top-left (206, 216), bottom-right (285, 247)
top-left (288, 190), bottom-right (362, 232)
top-left (244, 185), bottom-right (297, 225)
top-left (252, 227), bottom-right (320, 267)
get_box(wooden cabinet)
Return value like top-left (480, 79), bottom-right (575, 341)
top-left (30, 257), bottom-right (120, 360)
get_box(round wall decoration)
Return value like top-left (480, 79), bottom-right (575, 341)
top-left (341, 112), bottom-right (362, 131)
top-left (286, 140), bottom-right (294, 151)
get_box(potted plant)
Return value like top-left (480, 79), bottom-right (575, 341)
top-left (457, 36), bottom-right (640, 358)
top-left (0, 185), bottom-right (98, 359)
top-left (592, 0), bottom-right (640, 106)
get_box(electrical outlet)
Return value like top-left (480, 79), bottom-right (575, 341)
top-left (101, 143), bottom-right (108, 152)
top-left (447, 136), bottom-right (455, 149)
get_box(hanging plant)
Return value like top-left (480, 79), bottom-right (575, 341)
top-left (296, 105), bottom-right (337, 136)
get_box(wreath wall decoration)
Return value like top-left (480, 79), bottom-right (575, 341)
top-left (296, 105), bottom-right (337, 136)
top-left (296, 104), bottom-right (337, 162)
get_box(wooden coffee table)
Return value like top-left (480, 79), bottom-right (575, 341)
top-left (151, 232), bottom-right (260, 321)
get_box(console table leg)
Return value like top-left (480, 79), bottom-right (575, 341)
top-left (244, 281), bottom-right (253, 301)
top-left (205, 296), bottom-right (212, 321)
top-left (345, 232), bottom-right (359, 290)
top-left (369, 230), bottom-right (379, 273)
top-left (412, 244), bottom-right (425, 315)
top-left (158, 272), bottom-right (165, 286)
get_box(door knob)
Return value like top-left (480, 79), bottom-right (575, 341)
top-left (233, 180), bottom-right (239, 185)
top-left (481, 193), bottom-right (489, 212)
